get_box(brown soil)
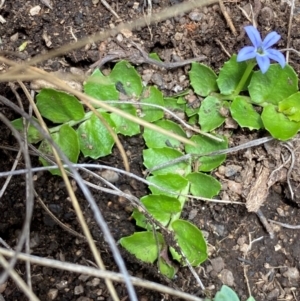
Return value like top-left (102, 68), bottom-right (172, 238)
top-left (1, 0), bottom-right (300, 300)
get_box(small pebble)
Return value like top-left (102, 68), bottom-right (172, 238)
top-left (174, 32), bottom-right (183, 41)
top-left (47, 288), bottom-right (58, 300)
top-left (100, 170), bottom-right (119, 183)
top-left (74, 284), bottom-right (84, 295)
top-left (266, 288), bottom-right (279, 300)
top-left (283, 267), bottom-right (300, 279)
top-left (211, 257), bottom-right (224, 273)
top-left (218, 269), bottom-right (235, 286)
top-left (188, 11), bottom-right (204, 21)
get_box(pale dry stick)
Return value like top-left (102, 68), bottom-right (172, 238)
top-left (285, 0), bottom-right (295, 62)
top-left (33, 190), bottom-right (90, 241)
top-left (0, 0), bottom-right (219, 80)
top-left (268, 220), bottom-right (300, 230)
top-left (28, 64), bottom-right (196, 147)
top-left (16, 81), bottom-right (121, 301)
top-left (243, 234), bottom-right (263, 298)
top-left (214, 38), bottom-right (231, 58)
top-left (130, 41), bottom-right (207, 70)
top-left (100, 100), bottom-right (223, 142)
top-left (9, 81), bottom-right (33, 290)
top-left (0, 248), bottom-right (207, 301)
top-left (47, 96), bottom-right (220, 142)
top-left (0, 97), bottom-right (136, 301)
top-left (237, 5), bottom-right (252, 23)
top-left (0, 114), bottom-right (35, 287)
top-left (0, 254), bottom-right (40, 301)
top-left (256, 209), bottom-right (274, 239)
top-left (0, 163), bottom-right (245, 206)
top-left (101, 0), bottom-right (121, 20)
top-left (147, 136), bottom-right (274, 174)
top-left (0, 238), bottom-right (11, 249)
top-left (0, 149), bottom-right (22, 198)
top-left (0, 83), bottom-right (27, 197)
top-left (281, 48), bottom-right (300, 56)
top-left (281, 142), bottom-right (295, 200)
top-left (219, 0), bottom-right (237, 36)
top-left (268, 155), bottom-right (291, 187)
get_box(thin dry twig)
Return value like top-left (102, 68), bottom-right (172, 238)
top-left (0, 254), bottom-right (39, 301)
top-left (256, 209), bottom-right (274, 239)
top-left (214, 38), bottom-right (231, 58)
top-left (34, 190), bottom-right (89, 241)
top-left (219, 0), bottom-right (237, 36)
top-left (101, 0), bottom-right (121, 20)
top-left (0, 114), bottom-right (35, 286)
top-left (281, 142), bottom-right (295, 200)
top-left (285, 0), bottom-right (295, 62)
top-left (146, 136), bottom-right (274, 174)
top-left (268, 219), bottom-right (300, 230)
top-left (0, 247), bottom-right (206, 301)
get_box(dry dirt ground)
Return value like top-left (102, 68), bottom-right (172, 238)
top-left (1, 0), bottom-right (300, 300)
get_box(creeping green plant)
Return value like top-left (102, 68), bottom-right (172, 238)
top-left (205, 285), bottom-right (256, 301)
top-left (11, 25), bottom-right (300, 292)
top-left (190, 26), bottom-right (300, 140)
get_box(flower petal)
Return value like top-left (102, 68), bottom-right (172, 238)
top-left (244, 26), bottom-right (262, 47)
top-left (262, 31), bottom-right (281, 49)
top-left (237, 46), bottom-right (256, 62)
top-left (256, 55), bottom-right (270, 74)
top-left (265, 49), bottom-right (286, 68)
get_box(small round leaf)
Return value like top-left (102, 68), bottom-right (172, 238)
top-left (36, 88), bottom-right (84, 123)
top-left (189, 62), bottom-right (218, 97)
top-left (261, 104), bottom-right (300, 140)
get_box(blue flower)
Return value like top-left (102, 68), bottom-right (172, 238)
top-left (237, 25), bottom-right (286, 74)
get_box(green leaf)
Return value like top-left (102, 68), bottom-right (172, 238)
top-left (261, 104), bottom-right (300, 140)
top-left (84, 68), bottom-right (119, 101)
top-left (109, 60), bottom-right (143, 97)
top-left (119, 231), bottom-right (165, 263)
top-left (110, 104), bottom-right (140, 136)
top-left (11, 117), bottom-right (43, 143)
top-left (140, 86), bottom-right (164, 122)
top-left (134, 195), bottom-right (181, 228)
top-left (186, 172), bottom-right (221, 198)
top-left (185, 135), bottom-right (228, 171)
top-left (230, 96), bottom-right (263, 130)
top-left (171, 219), bottom-right (207, 266)
top-left (36, 88), bottom-right (85, 123)
top-left (164, 96), bottom-right (186, 112)
top-left (39, 124), bottom-right (80, 176)
top-left (147, 174), bottom-right (189, 199)
top-left (143, 120), bottom-right (186, 148)
top-left (198, 96), bottom-right (226, 132)
top-left (77, 113), bottom-right (115, 159)
top-left (214, 285), bottom-right (240, 301)
top-left (158, 257), bottom-right (177, 279)
top-left (189, 62), bottom-right (218, 97)
top-left (249, 64), bottom-right (298, 105)
top-left (149, 53), bottom-right (162, 61)
top-left (278, 92), bottom-right (300, 122)
top-left (143, 147), bottom-right (190, 176)
top-left (246, 297), bottom-right (256, 301)
top-left (217, 54), bottom-right (250, 95)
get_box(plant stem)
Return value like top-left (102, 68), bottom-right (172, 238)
top-left (233, 60), bottom-right (256, 96)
